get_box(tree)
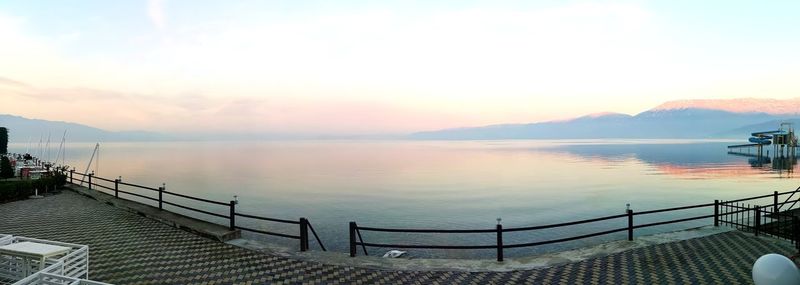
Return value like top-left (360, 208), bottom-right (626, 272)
top-left (0, 156), bottom-right (13, 179)
top-left (0, 127), bottom-right (7, 154)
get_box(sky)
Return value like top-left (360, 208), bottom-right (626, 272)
top-left (1, 0), bottom-right (800, 136)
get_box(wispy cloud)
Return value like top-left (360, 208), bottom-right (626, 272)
top-left (0, 77), bottom-right (466, 134)
top-left (147, 0), bottom-right (166, 31)
top-left (3, 2), bottom-right (800, 135)
top-left (0, 77), bottom-right (29, 88)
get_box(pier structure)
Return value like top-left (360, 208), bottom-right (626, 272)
top-left (728, 122), bottom-right (797, 171)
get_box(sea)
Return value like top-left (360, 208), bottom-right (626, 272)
top-left (9, 140), bottom-right (798, 258)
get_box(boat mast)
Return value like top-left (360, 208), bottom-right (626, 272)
top-left (45, 132), bottom-right (51, 163)
top-left (55, 130), bottom-right (67, 167)
top-left (80, 143), bottom-right (100, 185)
top-left (37, 134), bottom-right (42, 162)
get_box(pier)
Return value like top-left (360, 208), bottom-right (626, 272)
top-left (728, 122), bottom-right (798, 172)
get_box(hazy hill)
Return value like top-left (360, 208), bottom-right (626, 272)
top-left (652, 98), bottom-right (800, 115)
top-left (411, 98), bottom-right (800, 140)
top-left (718, 119), bottom-right (800, 137)
top-left (0, 114), bottom-right (168, 143)
top-left (5, 98), bottom-right (800, 141)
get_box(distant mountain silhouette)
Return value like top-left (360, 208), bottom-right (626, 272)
top-left (411, 98), bottom-right (800, 140)
top-left (717, 118), bottom-right (800, 137)
top-left (5, 97), bottom-right (800, 141)
top-left (652, 98), bottom-right (800, 115)
top-left (0, 114), bottom-right (168, 143)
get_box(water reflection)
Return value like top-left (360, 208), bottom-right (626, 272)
top-left (8, 140), bottom-right (799, 258)
top-left (546, 142), bottom-right (799, 179)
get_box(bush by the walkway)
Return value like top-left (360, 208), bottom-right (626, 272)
top-left (0, 172), bottom-right (68, 203)
top-left (41, 171), bottom-right (68, 189)
top-left (0, 127), bottom-right (7, 154)
top-left (0, 181), bottom-right (33, 202)
top-left (0, 156), bottom-right (13, 178)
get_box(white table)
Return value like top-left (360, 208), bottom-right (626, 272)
top-left (0, 242), bottom-right (71, 277)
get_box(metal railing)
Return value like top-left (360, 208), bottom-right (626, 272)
top-left (719, 191), bottom-right (800, 251)
top-left (350, 189), bottom-right (800, 261)
top-left (59, 167), bottom-right (800, 260)
top-left (65, 169), bottom-right (325, 252)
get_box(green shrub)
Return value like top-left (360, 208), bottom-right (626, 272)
top-left (0, 127), bottom-right (7, 154)
top-left (0, 156), bottom-right (13, 178)
top-left (33, 172), bottom-right (67, 191)
top-left (0, 180), bottom-right (33, 202)
top-left (0, 172), bottom-right (67, 203)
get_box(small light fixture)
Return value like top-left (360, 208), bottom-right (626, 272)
top-left (234, 195), bottom-right (239, 204)
top-left (496, 217), bottom-right (502, 225)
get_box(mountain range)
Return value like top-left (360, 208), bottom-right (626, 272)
top-left (0, 114), bottom-right (169, 143)
top-left (2, 98), bottom-right (800, 142)
top-left (410, 98), bottom-right (800, 139)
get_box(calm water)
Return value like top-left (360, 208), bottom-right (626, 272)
top-left (10, 140), bottom-right (799, 258)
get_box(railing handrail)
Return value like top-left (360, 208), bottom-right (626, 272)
top-left (350, 187), bottom-right (800, 260)
top-left (91, 176), bottom-right (115, 183)
top-left (634, 202), bottom-right (715, 215)
top-left (632, 214), bottom-right (715, 229)
top-left (357, 226), bottom-right (496, 233)
top-left (779, 186), bottom-right (800, 211)
top-left (356, 242), bottom-right (497, 250)
top-left (161, 200), bottom-right (230, 219)
top-left (504, 213), bottom-right (629, 232)
top-left (234, 212), bottom-right (300, 224)
top-left (725, 200), bottom-right (798, 211)
top-left (162, 189), bottom-right (228, 206)
top-left (725, 190), bottom-right (797, 204)
top-left (504, 227), bottom-right (629, 249)
top-left (61, 168), bottom-right (800, 259)
top-left (117, 181), bottom-right (159, 192)
top-left (65, 170), bottom-right (320, 251)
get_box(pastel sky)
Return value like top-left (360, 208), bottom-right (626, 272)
top-left (1, 1), bottom-right (800, 135)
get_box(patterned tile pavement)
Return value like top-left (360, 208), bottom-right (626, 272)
top-left (0, 191), bottom-right (796, 284)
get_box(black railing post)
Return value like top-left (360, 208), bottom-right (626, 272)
top-left (349, 222), bottom-right (357, 257)
top-left (774, 191), bottom-right (779, 213)
top-left (229, 201), bottom-right (236, 230)
top-left (158, 185), bottom-right (164, 210)
top-left (714, 200), bottom-right (719, 227)
top-left (300, 218), bottom-right (309, 252)
top-left (114, 177), bottom-right (120, 198)
top-left (754, 205), bottom-right (760, 236)
top-left (69, 169), bottom-right (74, 184)
top-left (496, 223), bottom-right (504, 262)
top-left (627, 209), bottom-right (634, 241)
top-left (88, 172), bottom-right (93, 190)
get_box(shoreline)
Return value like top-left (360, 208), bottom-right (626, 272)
top-left (230, 225), bottom-right (749, 272)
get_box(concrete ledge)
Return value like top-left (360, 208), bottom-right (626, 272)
top-left (66, 183), bottom-right (240, 242)
top-left (231, 225), bottom-right (740, 272)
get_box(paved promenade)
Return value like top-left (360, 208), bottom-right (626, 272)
top-left (0, 190), bottom-right (795, 284)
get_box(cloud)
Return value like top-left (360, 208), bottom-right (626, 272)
top-left (3, 2), bottom-right (800, 135)
top-left (0, 76), bottom-right (472, 134)
top-left (147, 0), bottom-right (166, 31)
top-left (0, 77), bottom-right (29, 88)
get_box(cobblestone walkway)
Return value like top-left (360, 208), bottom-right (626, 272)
top-left (0, 191), bottom-right (795, 284)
